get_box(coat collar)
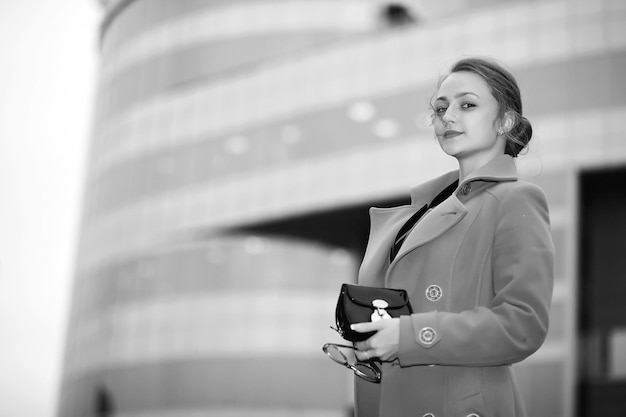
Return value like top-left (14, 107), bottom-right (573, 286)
top-left (409, 154), bottom-right (518, 205)
top-left (359, 155), bottom-right (520, 287)
top-left (386, 155), bottom-right (518, 282)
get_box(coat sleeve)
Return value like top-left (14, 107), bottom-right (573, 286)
top-left (398, 182), bottom-right (555, 366)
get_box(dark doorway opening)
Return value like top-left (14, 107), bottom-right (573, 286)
top-left (577, 165), bottom-right (626, 416)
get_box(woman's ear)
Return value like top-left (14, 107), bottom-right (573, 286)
top-left (501, 111), bottom-right (515, 133)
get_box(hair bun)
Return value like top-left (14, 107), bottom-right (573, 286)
top-left (506, 115), bottom-right (532, 157)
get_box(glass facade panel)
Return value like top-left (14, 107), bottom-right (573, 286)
top-left (86, 51), bottom-right (626, 220)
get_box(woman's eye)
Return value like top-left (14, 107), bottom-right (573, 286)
top-left (461, 102), bottom-right (476, 109)
top-left (435, 107), bottom-right (447, 115)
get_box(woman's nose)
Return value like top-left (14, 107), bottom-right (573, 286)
top-left (442, 109), bottom-right (455, 125)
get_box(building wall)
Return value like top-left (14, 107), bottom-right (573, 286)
top-left (59, 0), bottom-right (626, 416)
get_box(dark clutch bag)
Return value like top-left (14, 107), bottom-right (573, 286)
top-left (334, 283), bottom-right (413, 342)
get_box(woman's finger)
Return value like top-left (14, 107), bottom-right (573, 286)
top-left (354, 341), bottom-right (368, 351)
top-left (350, 321), bottom-right (382, 333)
top-left (355, 349), bottom-right (371, 361)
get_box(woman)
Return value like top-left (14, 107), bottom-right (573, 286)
top-left (350, 57), bottom-right (554, 416)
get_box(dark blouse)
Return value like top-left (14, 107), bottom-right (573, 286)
top-left (389, 180), bottom-right (459, 262)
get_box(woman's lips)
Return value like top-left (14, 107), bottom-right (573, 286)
top-left (443, 130), bottom-right (462, 139)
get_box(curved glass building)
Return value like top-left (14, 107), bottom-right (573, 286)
top-left (58, 0), bottom-right (626, 416)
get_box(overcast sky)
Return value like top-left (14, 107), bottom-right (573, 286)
top-left (0, 2), bottom-right (100, 416)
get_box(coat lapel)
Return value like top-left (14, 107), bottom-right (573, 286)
top-left (390, 195), bottom-right (467, 268)
top-left (359, 205), bottom-right (417, 286)
top-left (359, 172), bottom-right (460, 286)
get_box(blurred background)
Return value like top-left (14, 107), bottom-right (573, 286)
top-left (2, 0), bottom-right (626, 416)
top-left (0, 1), bottom-right (98, 417)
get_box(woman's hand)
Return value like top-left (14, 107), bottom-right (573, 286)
top-left (352, 318), bottom-right (400, 362)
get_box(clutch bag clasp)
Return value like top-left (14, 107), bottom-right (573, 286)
top-left (371, 299), bottom-right (392, 321)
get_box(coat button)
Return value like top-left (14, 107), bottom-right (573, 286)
top-left (461, 183), bottom-right (472, 195)
top-left (425, 285), bottom-right (442, 302)
top-left (419, 327), bottom-right (437, 345)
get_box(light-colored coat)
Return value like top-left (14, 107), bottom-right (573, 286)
top-left (355, 155), bottom-right (554, 417)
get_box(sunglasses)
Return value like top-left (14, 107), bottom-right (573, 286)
top-left (322, 343), bottom-right (381, 383)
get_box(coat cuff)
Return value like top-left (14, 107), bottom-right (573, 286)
top-left (398, 313), bottom-right (442, 366)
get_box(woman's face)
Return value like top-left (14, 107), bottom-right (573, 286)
top-left (432, 71), bottom-right (505, 162)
